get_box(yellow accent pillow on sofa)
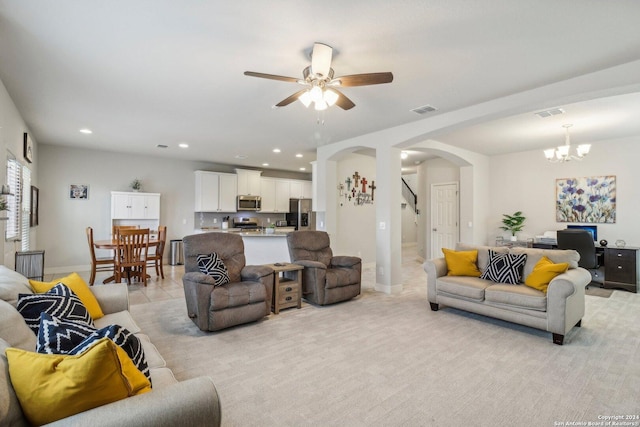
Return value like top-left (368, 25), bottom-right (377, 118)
top-left (6, 337), bottom-right (151, 426)
top-left (524, 256), bottom-right (569, 293)
top-left (442, 248), bottom-right (481, 277)
top-left (30, 272), bottom-right (104, 319)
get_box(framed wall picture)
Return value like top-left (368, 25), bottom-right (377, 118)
top-left (69, 184), bottom-right (89, 200)
top-left (30, 186), bottom-right (39, 227)
top-left (555, 176), bottom-right (616, 223)
top-left (23, 132), bottom-right (33, 163)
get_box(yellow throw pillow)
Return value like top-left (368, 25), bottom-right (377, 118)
top-left (524, 256), bottom-right (569, 293)
top-left (6, 337), bottom-right (151, 426)
top-left (442, 248), bottom-right (481, 277)
top-left (30, 272), bottom-right (104, 319)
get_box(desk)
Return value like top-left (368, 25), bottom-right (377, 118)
top-left (94, 238), bottom-right (159, 284)
top-left (532, 242), bottom-right (638, 293)
top-left (603, 247), bottom-right (639, 293)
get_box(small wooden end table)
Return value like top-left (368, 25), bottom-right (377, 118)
top-left (265, 263), bottom-right (304, 314)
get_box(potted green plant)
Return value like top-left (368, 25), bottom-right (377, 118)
top-left (500, 211), bottom-right (526, 241)
top-left (130, 179), bottom-right (142, 192)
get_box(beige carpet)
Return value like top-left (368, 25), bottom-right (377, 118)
top-left (130, 263), bottom-right (640, 427)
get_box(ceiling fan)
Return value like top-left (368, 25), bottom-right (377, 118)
top-left (244, 42), bottom-right (393, 111)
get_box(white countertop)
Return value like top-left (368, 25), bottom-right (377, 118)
top-left (194, 228), bottom-right (293, 237)
top-left (190, 228), bottom-right (293, 264)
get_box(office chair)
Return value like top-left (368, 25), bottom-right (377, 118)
top-left (557, 229), bottom-right (604, 286)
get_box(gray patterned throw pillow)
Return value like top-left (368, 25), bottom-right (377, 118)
top-left (197, 253), bottom-right (231, 286)
top-left (480, 250), bottom-right (527, 284)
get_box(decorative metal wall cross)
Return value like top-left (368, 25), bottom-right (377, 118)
top-left (338, 171), bottom-right (375, 206)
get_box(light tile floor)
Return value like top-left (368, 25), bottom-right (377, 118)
top-left (44, 243), bottom-right (425, 307)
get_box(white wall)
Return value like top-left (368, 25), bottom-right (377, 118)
top-left (488, 137), bottom-right (640, 246)
top-left (416, 158), bottom-right (460, 260)
top-left (334, 153), bottom-right (376, 262)
top-left (37, 144), bottom-right (309, 272)
top-left (0, 79), bottom-right (37, 267)
top-left (401, 174), bottom-right (418, 245)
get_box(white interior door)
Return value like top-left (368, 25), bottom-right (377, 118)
top-left (430, 182), bottom-right (459, 258)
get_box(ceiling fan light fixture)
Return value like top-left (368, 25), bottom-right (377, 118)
top-left (314, 99), bottom-right (328, 111)
top-left (298, 91), bottom-right (312, 108)
top-left (310, 85), bottom-right (323, 103)
top-left (323, 89), bottom-right (339, 107)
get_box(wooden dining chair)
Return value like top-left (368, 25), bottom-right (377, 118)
top-left (114, 228), bottom-right (150, 286)
top-left (145, 225), bottom-right (167, 279)
top-left (112, 224), bottom-right (139, 237)
top-left (86, 227), bottom-right (115, 285)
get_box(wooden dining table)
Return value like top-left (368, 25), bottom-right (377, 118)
top-left (94, 237), bottom-right (160, 284)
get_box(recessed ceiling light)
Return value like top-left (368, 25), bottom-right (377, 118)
top-left (401, 151), bottom-right (409, 159)
top-left (235, 154), bottom-right (247, 159)
top-left (79, 128), bottom-right (92, 134)
top-left (156, 144), bottom-right (168, 149)
top-left (299, 167), bottom-right (306, 171)
top-left (273, 148), bottom-right (281, 153)
top-left (262, 163), bottom-right (269, 167)
top-left (178, 143), bottom-right (189, 148)
top-left (295, 153), bottom-right (303, 158)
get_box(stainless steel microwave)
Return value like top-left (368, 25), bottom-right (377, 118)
top-left (237, 195), bottom-right (261, 211)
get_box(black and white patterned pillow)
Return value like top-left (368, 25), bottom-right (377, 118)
top-left (480, 250), bottom-right (527, 284)
top-left (17, 283), bottom-right (94, 334)
top-left (197, 253), bottom-right (231, 286)
top-left (36, 312), bottom-right (150, 382)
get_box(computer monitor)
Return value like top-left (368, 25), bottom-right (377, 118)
top-left (567, 224), bottom-right (597, 242)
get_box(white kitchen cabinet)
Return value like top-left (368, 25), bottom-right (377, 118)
top-left (111, 191), bottom-right (160, 233)
top-left (260, 178), bottom-right (290, 213)
top-left (236, 169), bottom-right (262, 196)
top-left (195, 171), bottom-right (237, 212)
top-left (289, 180), bottom-right (313, 199)
top-left (111, 192), bottom-right (160, 220)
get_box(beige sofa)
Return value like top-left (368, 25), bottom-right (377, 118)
top-left (423, 243), bottom-right (591, 345)
top-left (0, 265), bottom-right (221, 426)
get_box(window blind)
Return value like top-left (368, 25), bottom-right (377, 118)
top-left (21, 166), bottom-right (31, 251)
top-left (5, 155), bottom-right (21, 241)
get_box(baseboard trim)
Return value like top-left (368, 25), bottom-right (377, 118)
top-left (375, 282), bottom-right (403, 295)
top-left (44, 265), bottom-right (90, 275)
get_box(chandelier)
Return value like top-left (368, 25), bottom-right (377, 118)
top-left (544, 124), bottom-right (591, 163)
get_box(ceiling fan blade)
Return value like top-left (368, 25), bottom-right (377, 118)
top-left (244, 71), bottom-right (300, 84)
top-left (311, 43), bottom-right (333, 79)
top-left (333, 72), bottom-right (394, 87)
top-left (333, 89), bottom-right (356, 110)
top-left (275, 89), bottom-right (309, 107)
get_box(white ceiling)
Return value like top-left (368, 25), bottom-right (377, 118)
top-left (1, 1), bottom-right (639, 173)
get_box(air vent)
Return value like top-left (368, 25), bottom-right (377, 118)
top-left (535, 108), bottom-right (565, 118)
top-left (411, 104), bottom-right (438, 115)
top-left (156, 144), bottom-right (168, 148)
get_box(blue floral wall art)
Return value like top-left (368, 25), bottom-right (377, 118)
top-left (556, 176), bottom-right (616, 223)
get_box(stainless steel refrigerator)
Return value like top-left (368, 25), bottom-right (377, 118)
top-left (286, 199), bottom-right (315, 231)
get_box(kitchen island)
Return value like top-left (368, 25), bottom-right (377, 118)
top-left (191, 228), bottom-right (293, 265)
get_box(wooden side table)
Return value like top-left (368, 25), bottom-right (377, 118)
top-left (265, 263), bottom-right (304, 314)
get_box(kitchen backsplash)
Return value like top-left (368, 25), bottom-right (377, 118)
top-left (195, 212), bottom-right (287, 228)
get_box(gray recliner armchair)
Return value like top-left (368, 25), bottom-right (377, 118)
top-left (286, 231), bottom-right (362, 306)
top-left (182, 233), bottom-right (274, 331)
